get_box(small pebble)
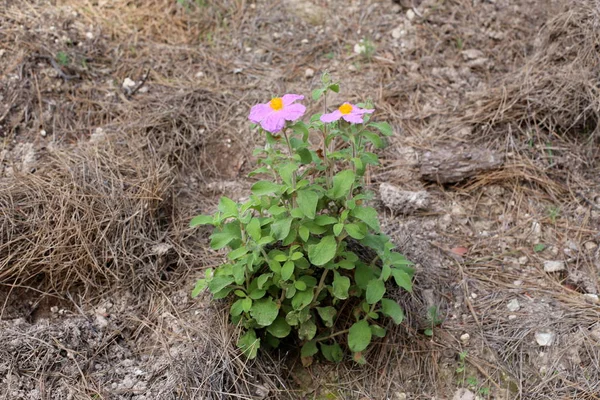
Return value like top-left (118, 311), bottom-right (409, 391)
top-left (85, 32), bottom-right (94, 39)
top-left (583, 294), bottom-right (599, 304)
top-left (470, 292), bottom-right (478, 299)
top-left (122, 77), bottom-right (136, 89)
top-left (507, 299), bottom-right (520, 312)
top-left (304, 68), bottom-right (314, 78)
top-left (460, 333), bottom-right (470, 342)
top-left (40, 130), bottom-right (47, 137)
top-left (535, 331), bottom-right (555, 346)
top-left (348, 64), bottom-right (357, 72)
top-left (301, 38), bottom-right (309, 44)
top-left (195, 71), bottom-right (204, 78)
top-left (543, 260), bottom-right (565, 272)
top-left (584, 241), bottom-right (598, 251)
top-left (518, 256), bottom-right (528, 264)
top-left (406, 9), bottom-right (415, 20)
top-left (508, 315), bottom-right (517, 320)
top-left (50, 306), bottom-right (59, 313)
top-left (513, 280), bottom-right (523, 286)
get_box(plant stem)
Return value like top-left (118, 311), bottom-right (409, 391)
top-left (282, 129), bottom-right (297, 207)
top-left (312, 269), bottom-right (329, 303)
top-left (316, 328), bottom-right (349, 342)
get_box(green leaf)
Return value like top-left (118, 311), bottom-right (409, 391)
top-left (267, 316), bottom-right (292, 338)
top-left (191, 278), bottom-right (207, 298)
top-left (250, 298), bottom-right (279, 327)
top-left (316, 306), bottom-right (337, 328)
top-left (218, 197), bottom-right (238, 217)
top-left (352, 206), bottom-right (380, 232)
top-left (348, 320), bottom-right (372, 352)
top-left (355, 264), bottom-right (375, 290)
top-left (320, 343), bottom-right (344, 362)
top-left (369, 121), bottom-right (393, 136)
top-left (297, 190), bottom-right (319, 219)
top-left (213, 287), bottom-right (233, 299)
top-left (279, 162), bottom-right (297, 186)
top-left (297, 148), bottom-right (312, 164)
top-left (251, 181), bottom-right (282, 196)
top-left (391, 269), bottom-right (413, 292)
top-left (328, 83), bottom-right (340, 93)
top-left (292, 121), bottom-right (310, 141)
top-left (297, 275), bottom-right (318, 288)
top-left (271, 217), bottom-right (293, 240)
top-left (294, 280), bottom-right (307, 291)
top-left (366, 279), bottom-right (386, 304)
top-left (281, 260), bottom-right (295, 281)
top-left (291, 290), bottom-right (314, 310)
top-left (299, 225), bottom-right (310, 242)
top-left (249, 288), bottom-right (266, 300)
top-left (210, 232), bottom-right (235, 250)
top-left (208, 276), bottom-right (234, 294)
top-left (370, 324), bottom-right (387, 338)
top-left (241, 297), bottom-right (252, 312)
top-left (308, 235), bottom-right (337, 266)
top-left (227, 246), bottom-right (248, 260)
top-left (331, 170), bottom-right (356, 199)
top-left (361, 131), bottom-right (384, 149)
top-left (345, 223), bottom-right (366, 239)
top-left (312, 88), bottom-right (326, 101)
top-left (534, 243), bottom-right (546, 252)
top-left (314, 215), bottom-right (338, 225)
top-left (230, 299), bottom-right (246, 317)
top-left (298, 319), bottom-right (317, 341)
top-left (246, 218), bottom-right (262, 242)
top-left (333, 223), bottom-right (344, 236)
top-left (380, 299), bottom-right (404, 324)
top-left (332, 271), bottom-right (350, 300)
top-left (424, 328), bottom-right (433, 337)
top-left (237, 329), bottom-right (260, 359)
top-left (257, 273), bottom-right (272, 289)
top-left (190, 214), bottom-right (213, 227)
top-left (301, 340), bottom-right (318, 357)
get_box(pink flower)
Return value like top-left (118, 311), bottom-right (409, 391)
top-left (320, 102), bottom-right (374, 124)
top-left (249, 94), bottom-right (306, 133)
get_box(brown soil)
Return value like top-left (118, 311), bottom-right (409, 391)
top-left (1, 0), bottom-right (599, 399)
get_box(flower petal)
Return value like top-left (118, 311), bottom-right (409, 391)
top-left (320, 110), bottom-right (343, 123)
top-left (342, 113), bottom-right (365, 124)
top-left (351, 107), bottom-right (375, 115)
top-left (282, 94), bottom-right (304, 105)
top-left (261, 112), bottom-right (286, 133)
top-left (249, 103), bottom-right (272, 123)
top-left (282, 103), bottom-right (306, 121)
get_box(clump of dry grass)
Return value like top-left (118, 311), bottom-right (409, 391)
top-left (0, 135), bottom-right (197, 292)
top-left (457, 0), bottom-right (600, 141)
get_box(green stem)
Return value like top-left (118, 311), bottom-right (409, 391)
top-left (316, 328), bottom-right (350, 342)
top-left (312, 268), bottom-right (329, 303)
top-left (282, 129), bottom-right (297, 207)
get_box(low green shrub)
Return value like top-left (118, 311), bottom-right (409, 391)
top-left (190, 74), bottom-right (413, 364)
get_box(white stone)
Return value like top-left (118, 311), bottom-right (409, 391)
top-left (508, 315), bottom-right (517, 320)
top-left (50, 306), bottom-right (59, 313)
top-left (460, 333), bottom-right (470, 342)
top-left (391, 27), bottom-right (404, 39)
top-left (584, 242), bottom-right (598, 251)
top-left (453, 388), bottom-right (476, 400)
top-left (122, 77), bottom-right (136, 89)
top-left (470, 293), bottom-right (478, 299)
top-left (195, 71), bottom-right (204, 78)
top-left (395, 393), bottom-right (407, 400)
top-left (354, 42), bottom-right (366, 54)
top-left (544, 260), bottom-right (565, 272)
top-left (40, 129), bottom-right (47, 137)
top-left (518, 256), bottom-right (528, 265)
top-left (85, 31), bottom-right (94, 39)
top-left (301, 38), bottom-right (309, 44)
top-left (507, 299), bottom-right (520, 312)
top-left (535, 331), bottom-right (555, 346)
top-left (304, 68), bottom-right (314, 78)
top-left (513, 280), bottom-right (523, 286)
top-left (406, 9), bottom-right (415, 20)
top-left (461, 49), bottom-right (484, 60)
top-left (583, 294), bottom-right (599, 304)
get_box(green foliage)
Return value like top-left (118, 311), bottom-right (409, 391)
top-left (190, 77), bottom-right (413, 363)
top-left (56, 51), bottom-right (69, 66)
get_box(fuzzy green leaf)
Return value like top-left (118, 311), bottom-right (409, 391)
top-left (320, 343), bottom-right (344, 362)
top-left (366, 279), bottom-right (386, 304)
top-left (333, 223), bottom-right (344, 236)
top-left (291, 290), bottom-right (314, 310)
top-left (345, 223), bottom-right (366, 239)
top-left (237, 329), bottom-right (260, 359)
top-left (391, 268), bottom-right (413, 292)
top-left (301, 340), bottom-right (318, 357)
top-left (370, 324), bottom-right (387, 338)
top-left (332, 271), bottom-right (350, 300)
top-left (298, 319), bottom-right (317, 341)
top-left (227, 246), bottom-right (248, 260)
top-left (251, 181), bottom-right (282, 196)
top-left (331, 170), bottom-right (356, 199)
top-left (352, 206), bottom-right (380, 232)
top-left (271, 217), bottom-right (293, 240)
top-left (189, 214), bottom-right (213, 227)
top-left (191, 279), bottom-right (207, 298)
top-left (368, 121), bottom-right (393, 136)
top-left (380, 298), bottom-right (404, 324)
top-left (218, 197), bottom-right (238, 217)
top-left (297, 189), bottom-right (319, 219)
top-left (208, 276), bottom-right (234, 294)
top-left (308, 235), bottom-right (337, 266)
top-left (250, 298), bottom-right (279, 327)
top-left (281, 260), bottom-right (295, 281)
top-left (316, 306), bottom-right (337, 328)
top-left (348, 320), bottom-right (372, 353)
top-left (299, 225), bottom-right (310, 242)
top-left (267, 316), bottom-right (292, 338)
top-left (246, 218), bottom-right (262, 242)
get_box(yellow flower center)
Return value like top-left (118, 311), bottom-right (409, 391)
top-left (269, 97), bottom-right (283, 111)
top-left (338, 103), bottom-right (353, 115)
